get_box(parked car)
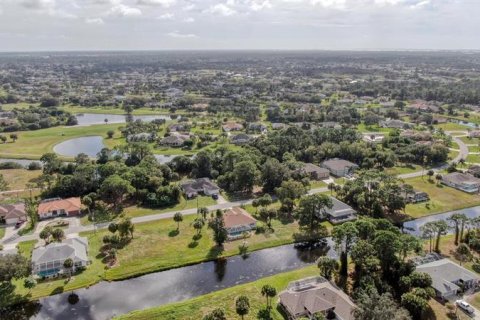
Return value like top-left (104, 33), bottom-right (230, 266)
top-left (15, 220), bottom-right (25, 229)
top-left (212, 194), bottom-right (219, 200)
top-left (456, 300), bottom-right (475, 315)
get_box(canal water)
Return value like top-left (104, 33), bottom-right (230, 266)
top-left (7, 241), bottom-right (336, 319)
top-left (403, 206), bottom-right (480, 235)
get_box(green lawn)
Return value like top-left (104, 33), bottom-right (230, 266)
top-left (404, 176), bottom-right (480, 218)
top-left (116, 266), bottom-right (319, 320)
top-left (13, 213), bottom-right (308, 301)
top-left (356, 123), bottom-right (392, 133)
top-left (469, 146), bottom-right (480, 153)
top-left (124, 196), bottom-right (216, 218)
top-left (435, 123), bottom-right (469, 131)
top-left (385, 164), bottom-right (421, 176)
top-left (61, 105), bottom-right (176, 115)
top-left (309, 180), bottom-right (327, 188)
top-left (459, 136), bottom-right (480, 144)
top-left (0, 226), bottom-right (5, 239)
top-left (0, 123), bottom-right (124, 160)
top-left (103, 214), bottom-right (304, 281)
top-left (467, 154), bottom-right (480, 163)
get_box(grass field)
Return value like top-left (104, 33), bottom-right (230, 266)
top-left (116, 265), bottom-right (319, 320)
top-left (0, 226), bottom-right (5, 239)
top-left (124, 196), bottom-right (216, 218)
top-left (467, 154), bottom-right (480, 163)
top-left (386, 164), bottom-right (422, 176)
top-left (404, 176), bottom-right (480, 218)
top-left (459, 136), bottom-right (480, 144)
top-left (435, 123), bottom-right (470, 131)
top-left (0, 123), bottom-right (124, 160)
top-left (0, 169), bottom-right (41, 190)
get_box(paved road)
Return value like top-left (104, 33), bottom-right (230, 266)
top-left (0, 132), bottom-right (465, 246)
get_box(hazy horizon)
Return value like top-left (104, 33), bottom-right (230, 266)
top-left (0, 0), bottom-right (478, 51)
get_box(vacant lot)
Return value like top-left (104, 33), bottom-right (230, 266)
top-left (0, 169), bottom-right (41, 190)
top-left (405, 176), bottom-right (480, 218)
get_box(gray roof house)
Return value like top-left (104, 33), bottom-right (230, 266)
top-left (441, 172), bottom-right (480, 193)
top-left (416, 258), bottom-right (480, 299)
top-left (159, 135), bottom-right (188, 147)
top-left (180, 178), bottom-right (220, 198)
top-left (301, 163), bottom-right (330, 180)
top-left (31, 237), bottom-right (89, 278)
top-left (321, 158), bottom-right (358, 177)
top-left (230, 133), bottom-right (252, 146)
top-left (317, 197), bottom-right (357, 224)
top-left (379, 118), bottom-right (412, 129)
top-left (279, 276), bottom-right (356, 320)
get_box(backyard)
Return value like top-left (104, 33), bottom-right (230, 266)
top-left (404, 176), bottom-right (480, 218)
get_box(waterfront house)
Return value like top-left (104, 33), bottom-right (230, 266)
top-left (321, 158), bottom-right (358, 177)
top-left (416, 258), bottom-right (480, 300)
top-left (223, 207), bottom-right (257, 240)
top-left (0, 202), bottom-right (26, 225)
top-left (31, 237), bottom-right (90, 278)
top-left (317, 197), bottom-right (357, 224)
top-left (441, 172), bottom-right (480, 193)
top-left (38, 197), bottom-right (82, 220)
top-left (180, 178), bottom-right (220, 199)
top-left (279, 276), bottom-right (356, 320)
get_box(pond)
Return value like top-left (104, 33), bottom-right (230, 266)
top-left (53, 136), bottom-right (105, 158)
top-left (75, 113), bottom-right (172, 126)
top-left (9, 241), bottom-right (337, 320)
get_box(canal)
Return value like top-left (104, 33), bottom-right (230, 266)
top-left (6, 240), bottom-right (337, 320)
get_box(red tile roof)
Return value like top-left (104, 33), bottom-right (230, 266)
top-left (38, 197), bottom-right (82, 215)
top-left (223, 207), bottom-right (257, 229)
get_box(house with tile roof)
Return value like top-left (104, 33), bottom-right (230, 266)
top-left (0, 202), bottom-right (26, 225)
top-left (37, 197), bottom-right (82, 220)
top-left (223, 207), bottom-right (257, 240)
top-left (31, 237), bottom-right (89, 278)
top-left (279, 276), bottom-right (356, 320)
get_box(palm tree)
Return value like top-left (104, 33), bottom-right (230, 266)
top-left (63, 258), bottom-right (74, 280)
top-left (447, 213), bottom-right (467, 245)
top-left (261, 284), bottom-right (277, 309)
top-left (235, 295), bottom-right (250, 319)
top-left (193, 218), bottom-right (204, 235)
top-left (173, 212), bottom-right (183, 231)
top-left (317, 256), bottom-right (339, 280)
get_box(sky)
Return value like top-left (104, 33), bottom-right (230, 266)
top-left (0, 0), bottom-right (478, 51)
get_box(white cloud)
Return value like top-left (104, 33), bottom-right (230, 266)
top-left (108, 4), bottom-right (142, 17)
top-left (183, 4), bottom-right (195, 11)
top-left (85, 17), bottom-right (105, 24)
top-left (410, 0), bottom-right (430, 9)
top-left (157, 12), bottom-right (174, 20)
top-left (183, 17), bottom-right (194, 23)
top-left (310, 0), bottom-right (346, 9)
top-left (250, 0), bottom-right (272, 11)
top-left (137, 0), bottom-right (176, 7)
top-left (205, 3), bottom-right (236, 16)
top-left (166, 31), bottom-right (197, 38)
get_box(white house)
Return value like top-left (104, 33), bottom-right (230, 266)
top-left (31, 237), bottom-right (90, 278)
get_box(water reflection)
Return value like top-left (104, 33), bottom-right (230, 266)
top-left (75, 113), bottom-right (172, 126)
top-left (22, 241), bottom-right (337, 320)
top-left (53, 136), bottom-right (105, 158)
